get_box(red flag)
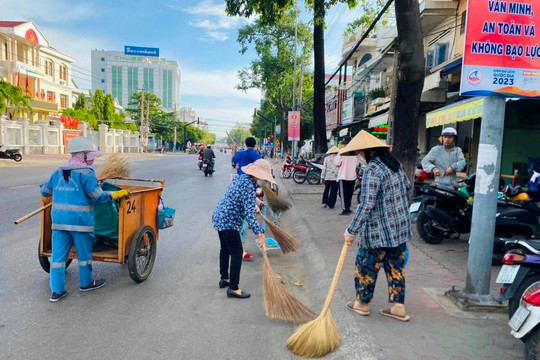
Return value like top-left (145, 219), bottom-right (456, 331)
top-left (25, 73), bottom-right (30, 95)
top-left (17, 72), bottom-right (20, 88)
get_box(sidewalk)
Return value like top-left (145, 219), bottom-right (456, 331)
top-left (269, 158), bottom-right (524, 360)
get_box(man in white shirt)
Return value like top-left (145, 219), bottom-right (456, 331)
top-left (334, 136), bottom-right (358, 215)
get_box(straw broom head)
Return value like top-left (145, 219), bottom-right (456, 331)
top-left (259, 213), bottom-right (298, 253)
top-left (97, 153), bottom-right (131, 180)
top-left (261, 183), bottom-right (291, 213)
top-left (286, 243), bottom-right (350, 358)
top-left (262, 249), bottom-right (316, 324)
top-left (286, 311), bottom-right (340, 358)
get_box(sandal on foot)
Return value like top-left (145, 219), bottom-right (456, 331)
top-left (242, 252), bottom-right (253, 261)
top-left (379, 308), bottom-right (410, 322)
top-left (346, 301), bottom-right (370, 316)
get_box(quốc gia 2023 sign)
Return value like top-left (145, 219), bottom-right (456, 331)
top-left (461, 0), bottom-right (539, 98)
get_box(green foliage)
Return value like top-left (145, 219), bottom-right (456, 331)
top-left (368, 87), bottom-right (386, 100)
top-left (91, 89), bottom-right (105, 122)
top-left (343, 0), bottom-right (389, 36)
top-left (228, 126), bottom-right (253, 145)
top-left (0, 80), bottom-right (32, 117)
top-left (104, 93), bottom-right (116, 123)
top-left (73, 93), bottom-right (88, 111)
top-left (61, 108), bottom-right (98, 129)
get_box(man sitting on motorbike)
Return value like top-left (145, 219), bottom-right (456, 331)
top-left (421, 127), bottom-right (466, 188)
top-left (203, 145), bottom-right (216, 172)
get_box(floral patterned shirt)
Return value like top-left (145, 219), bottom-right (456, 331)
top-left (321, 154), bottom-right (339, 181)
top-left (212, 174), bottom-right (264, 234)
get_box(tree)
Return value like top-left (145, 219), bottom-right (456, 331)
top-left (91, 89), bottom-right (105, 122)
top-left (228, 126), bottom-right (253, 146)
top-left (234, 9), bottom-right (313, 153)
top-left (104, 93), bottom-right (116, 124)
top-left (391, 0), bottom-right (425, 183)
top-left (226, 0), bottom-right (357, 155)
top-left (73, 93), bottom-right (88, 111)
top-left (0, 80), bottom-right (32, 118)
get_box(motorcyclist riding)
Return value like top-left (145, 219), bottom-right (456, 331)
top-left (203, 145), bottom-right (216, 172)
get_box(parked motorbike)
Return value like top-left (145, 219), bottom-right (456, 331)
top-left (497, 239), bottom-right (540, 319)
top-left (292, 156), bottom-right (309, 184)
top-left (282, 154), bottom-right (294, 179)
top-left (306, 162), bottom-right (324, 185)
top-left (506, 276), bottom-right (540, 359)
top-left (411, 174), bottom-right (540, 255)
top-left (202, 159), bottom-right (214, 177)
top-left (0, 145), bottom-right (22, 162)
top-left (198, 155), bottom-right (203, 170)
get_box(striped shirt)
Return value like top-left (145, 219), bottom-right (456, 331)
top-left (346, 157), bottom-right (412, 248)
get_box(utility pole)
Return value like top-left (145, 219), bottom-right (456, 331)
top-left (140, 88), bottom-right (146, 152)
top-left (292, 1), bottom-right (299, 159)
top-left (173, 103), bottom-right (178, 153)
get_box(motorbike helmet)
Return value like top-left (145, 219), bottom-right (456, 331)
top-left (505, 185), bottom-right (526, 199)
top-left (441, 127), bottom-right (458, 137)
top-left (67, 137), bottom-right (95, 154)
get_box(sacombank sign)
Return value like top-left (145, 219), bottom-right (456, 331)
top-left (124, 46), bottom-right (159, 57)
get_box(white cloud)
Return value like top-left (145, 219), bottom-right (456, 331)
top-left (202, 31), bottom-right (229, 42)
top-left (181, 68), bottom-right (261, 101)
top-left (0, 0), bottom-right (96, 23)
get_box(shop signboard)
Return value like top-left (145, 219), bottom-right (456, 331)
top-left (124, 46), bottom-right (159, 57)
top-left (426, 97), bottom-right (484, 128)
top-left (288, 111), bottom-right (300, 141)
top-left (325, 94), bottom-right (337, 130)
top-left (342, 98), bottom-right (354, 125)
top-left (461, 0), bottom-right (540, 98)
top-left (275, 125), bottom-right (281, 136)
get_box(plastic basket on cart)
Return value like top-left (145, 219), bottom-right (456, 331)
top-left (157, 197), bottom-right (175, 229)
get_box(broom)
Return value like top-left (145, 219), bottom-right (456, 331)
top-left (97, 153), bottom-right (131, 180)
top-left (258, 212), bottom-right (298, 253)
top-left (286, 243), bottom-right (350, 358)
top-left (261, 183), bottom-right (291, 213)
top-left (262, 244), bottom-right (316, 324)
top-left (14, 154), bottom-right (132, 225)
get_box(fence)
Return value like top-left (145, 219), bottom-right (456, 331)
top-left (0, 117), bottom-right (141, 154)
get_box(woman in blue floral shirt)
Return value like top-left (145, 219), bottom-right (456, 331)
top-left (212, 159), bottom-right (276, 299)
top-left (340, 131), bottom-right (412, 322)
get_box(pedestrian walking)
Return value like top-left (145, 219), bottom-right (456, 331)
top-left (212, 159), bottom-right (275, 299)
top-left (40, 137), bottom-right (130, 302)
top-left (321, 146), bottom-right (340, 209)
top-left (334, 136), bottom-right (357, 215)
top-left (421, 127), bottom-right (466, 188)
top-left (340, 130), bottom-right (412, 322)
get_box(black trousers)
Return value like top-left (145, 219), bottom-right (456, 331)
top-left (322, 180), bottom-right (339, 208)
top-left (218, 229), bottom-right (243, 290)
top-left (339, 179), bottom-right (355, 212)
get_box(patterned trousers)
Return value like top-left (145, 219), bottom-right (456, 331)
top-left (354, 242), bottom-right (407, 304)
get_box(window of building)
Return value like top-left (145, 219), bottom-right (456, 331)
top-left (47, 91), bottom-right (55, 102)
top-left (60, 94), bottom-right (68, 109)
top-left (426, 50), bottom-right (434, 74)
top-left (128, 67), bottom-right (138, 103)
top-left (101, 57), bottom-right (105, 61)
top-left (162, 69), bottom-right (173, 108)
top-left (435, 43), bottom-right (447, 66)
top-left (112, 65), bottom-right (123, 104)
top-left (59, 64), bottom-right (67, 81)
top-left (101, 79), bottom-right (105, 83)
top-left (143, 68), bottom-right (154, 93)
top-left (3, 42), bottom-right (7, 60)
top-left (101, 68), bottom-right (105, 72)
top-left (460, 11), bottom-right (467, 34)
top-left (44, 60), bottom-right (54, 76)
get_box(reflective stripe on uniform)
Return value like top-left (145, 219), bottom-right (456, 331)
top-left (52, 224), bottom-right (95, 232)
top-left (51, 262), bottom-right (66, 269)
top-left (53, 203), bottom-right (94, 212)
top-left (90, 187), bottom-right (103, 199)
top-left (78, 260), bottom-right (92, 266)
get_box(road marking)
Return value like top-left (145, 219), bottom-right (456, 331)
top-left (11, 185), bottom-right (33, 189)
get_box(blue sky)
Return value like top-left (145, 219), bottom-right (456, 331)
top-left (2, 0), bottom-right (361, 138)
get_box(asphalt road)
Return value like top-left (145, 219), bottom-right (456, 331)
top-left (0, 152), bottom-right (312, 360)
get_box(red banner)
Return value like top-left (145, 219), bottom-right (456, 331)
top-left (288, 111), bottom-right (300, 141)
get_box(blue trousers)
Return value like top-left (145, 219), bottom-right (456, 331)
top-left (50, 230), bottom-right (94, 293)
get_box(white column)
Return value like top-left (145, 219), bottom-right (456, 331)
top-left (37, 120), bottom-right (48, 154)
top-left (18, 118), bottom-right (29, 154)
top-left (51, 120), bottom-right (64, 154)
top-left (98, 123), bottom-right (108, 153)
top-left (78, 121), bottom-right (88, 137)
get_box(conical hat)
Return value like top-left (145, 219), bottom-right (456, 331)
top-left (326, 146), bottom-right (339, 155)
top-left (339, 130), bottom-right (390, 156)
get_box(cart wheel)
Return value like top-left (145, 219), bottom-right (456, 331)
top-left (38, 240), bottom-right (72, 273)
top-left (128, 225), bottom-right (157, 283)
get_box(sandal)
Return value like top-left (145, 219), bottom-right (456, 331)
top-left (379, 308), bottom-right (410, 322)
top-left (345, 301), bottom-right (370, 316)
top-left (242, 251), bottom-right (253, 261)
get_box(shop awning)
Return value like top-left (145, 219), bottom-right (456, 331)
top-left (368, 112), bottom-right (389, 128)
top-left (426, 97), bottom-right (484, 128)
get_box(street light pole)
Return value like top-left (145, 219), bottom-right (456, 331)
top-left (183, 117), bottom-right (199, 150)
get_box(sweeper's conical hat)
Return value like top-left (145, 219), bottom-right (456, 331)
top-left (338, 130), bottom-right (390, 156)
top-left (326, 146), bottom-right (339, 155)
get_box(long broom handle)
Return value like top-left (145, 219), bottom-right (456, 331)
top-left (320, 243), bottom-right (350, 316)
top-left (14, 203), bottom-right (51, 224)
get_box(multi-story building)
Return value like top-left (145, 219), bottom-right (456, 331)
top-left (91, 49), bottom-right (181, 113)
top-left (0, 21), bottom-right (82, 121)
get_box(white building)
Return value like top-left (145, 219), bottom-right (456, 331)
top-left (91, 49), bottom-right (181, 113)
top-left (0, 21), bottom-right (82, 121)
